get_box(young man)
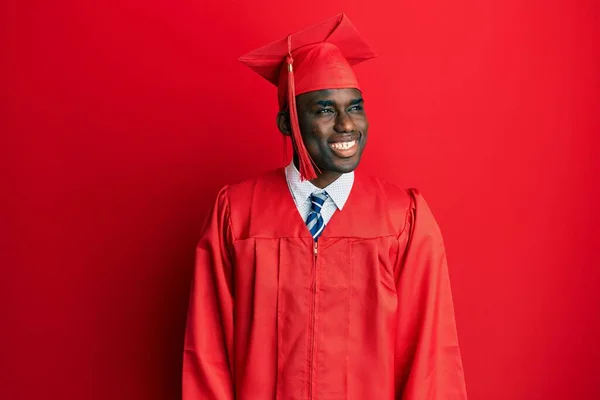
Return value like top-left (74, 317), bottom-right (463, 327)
top-left (183, 14), bottom-right (467, 400)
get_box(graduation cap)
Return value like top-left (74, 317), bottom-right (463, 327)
top-left (239, 13), bottom-right (377, 180)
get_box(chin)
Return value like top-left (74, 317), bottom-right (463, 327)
top-left (330, 158), bottom-right (361, 173)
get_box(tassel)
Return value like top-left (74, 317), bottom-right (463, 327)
top-left (286, 36), bottom-right (318, 181)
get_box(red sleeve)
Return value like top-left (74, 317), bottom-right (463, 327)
top-left (183, 187), bottom-right (235, 400)
top-left (394, 189), bottom-right (468, 399)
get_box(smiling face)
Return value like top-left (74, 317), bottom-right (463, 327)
top-left (278, 88), bottom-right (369, 185)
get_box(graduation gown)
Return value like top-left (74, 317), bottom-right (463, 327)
top-left (183, 168), bottom-right (467, 400)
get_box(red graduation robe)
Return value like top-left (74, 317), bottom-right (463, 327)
top-left (183, 168), bottom-right (467, 399)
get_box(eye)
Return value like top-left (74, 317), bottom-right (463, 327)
top-left (349, 105), bottom-right (364, 112)
top-left (316, 108), bottom-right (334, 114)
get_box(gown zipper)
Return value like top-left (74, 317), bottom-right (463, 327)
top-left (309, 240), bottom-right (318, 399)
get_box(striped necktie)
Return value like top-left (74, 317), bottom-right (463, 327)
top-left (306, 192), bottom-right (329, 241)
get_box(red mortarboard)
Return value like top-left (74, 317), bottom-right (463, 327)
top-left (239, 13), bottom-right (376, 180)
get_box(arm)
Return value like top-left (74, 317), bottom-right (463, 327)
top-left (394, 189), bottom-right (467, 399)
top-left (183, 187), bottom-right (235, 400)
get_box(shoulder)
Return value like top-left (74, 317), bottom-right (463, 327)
top-left (219, 168), bottom-right (285, 204)
top-left (354, 173), bottom-right (432, 235)
top-left (213, 169), bottom-right (288, 239)
top-left (355, 173), bottom-right (419, 210)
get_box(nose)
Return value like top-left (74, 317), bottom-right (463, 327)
top-left (334, 111), bottom-right (356, 133)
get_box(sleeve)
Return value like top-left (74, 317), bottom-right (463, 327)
top-left (183, 186), bottom-right (235, 400)
top-left (393, 189), bottom-right (467, 400)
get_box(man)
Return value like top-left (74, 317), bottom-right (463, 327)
top-left (183, 13), bottom-right (467, 400)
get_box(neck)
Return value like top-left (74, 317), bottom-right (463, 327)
top-left (293, 158), bottom-right (342, 189)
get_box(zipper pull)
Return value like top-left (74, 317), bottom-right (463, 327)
top-left (314, 241), bottom-right (318, 256)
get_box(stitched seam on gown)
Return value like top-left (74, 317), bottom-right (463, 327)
top-left (223, 186), bottom-right (238, 270)
top-left (231, 234), bottom-right (399, 242)
top-left (397, 188), bottom-right (418, 240)
top-left (223, 185), bottom-right (237, 241)
top-left (345, 240), bottom-right (352, 399)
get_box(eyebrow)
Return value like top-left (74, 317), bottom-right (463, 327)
top-left (315, 100), bottom-right (335, 107)
top-left (314, 98), bottom-right (364, 107)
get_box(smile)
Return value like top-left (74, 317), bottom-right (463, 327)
top-left (328, 138), bottom-right (359, 158)
top-left (329, 140), bottom-right (356, 150)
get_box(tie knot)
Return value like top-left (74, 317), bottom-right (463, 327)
top-left (310, 192), bottom-right (329, 213)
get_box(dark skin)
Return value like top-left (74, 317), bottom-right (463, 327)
top-left (277, 88), bottom-right (369, 188)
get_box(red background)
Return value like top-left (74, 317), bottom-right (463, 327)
top-left (2, 0), bottom-right (599, 399)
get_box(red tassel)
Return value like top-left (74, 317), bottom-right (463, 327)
top-left (286, 36), bottom-right (318, 181)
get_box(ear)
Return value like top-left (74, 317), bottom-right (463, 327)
top-left (277, 110), bottom-right (291, 136)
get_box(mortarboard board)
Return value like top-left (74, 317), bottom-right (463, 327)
top-left (239, 13), bottom-right (376, 181)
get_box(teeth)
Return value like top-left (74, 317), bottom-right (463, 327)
top-left (331, 140), bottom-right (356, 150)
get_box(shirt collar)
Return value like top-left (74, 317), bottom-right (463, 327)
top-left (284, 161), bottom-right (354, 210)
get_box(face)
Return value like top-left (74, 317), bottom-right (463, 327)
top-left (282, 88), bottom-right (369, 175)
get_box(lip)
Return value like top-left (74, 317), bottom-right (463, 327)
top-left (328, 133), bottom-right (360, 144)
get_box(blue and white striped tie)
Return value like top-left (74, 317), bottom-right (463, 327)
top-left (306, 192), bottom-right (329, 241)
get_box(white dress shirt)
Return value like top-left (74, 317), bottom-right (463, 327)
top-left (284, 161), bottom-right (354, 225)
